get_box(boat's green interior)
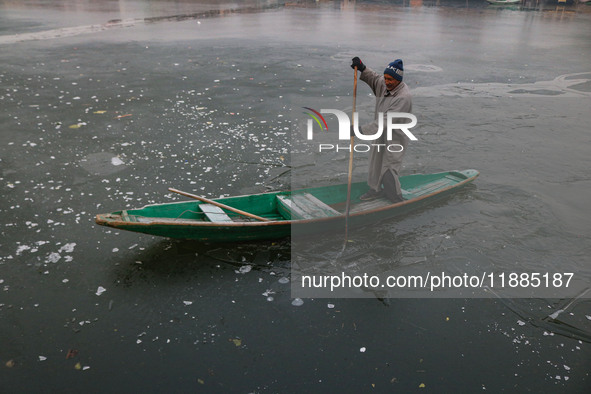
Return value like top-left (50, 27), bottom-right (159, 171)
top-left (120, 170), bottom-right (477, 222)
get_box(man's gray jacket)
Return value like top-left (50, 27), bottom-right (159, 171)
top-left (358, 67), bottom-right (413, 192)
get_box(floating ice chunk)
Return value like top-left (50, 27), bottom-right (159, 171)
top-left (360, 347), bottom-right (366, 353)
top-left (111, 157), bottom-right (124, 166)
top-left (517, 320), bottom-right (526, 326)
top-left (95, 286), bottom-right (107, 296)
top-left (183, 301), bottom-right (193, 306)
top-left (278, 277), bottom-right (289, 284)
top-left (16, 245), bottom-right (31, 255)
top-left (291, 298), bottom-right (304, 307)
top-left (47, 252), bottom-right (61, 263)
top-left (236, 265), bottom-right (252, 274)
top-left (39, 356), bottom-right (47, 361)
top-left (59, 243), bottom-right (76, 253)
top-left (327, 304), bottom-right (335, 309)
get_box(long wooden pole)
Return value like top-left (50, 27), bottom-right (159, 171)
top-left (342, 66), bottom-right (358, 249)
top-left (168, 188), bottom-right (270, 222)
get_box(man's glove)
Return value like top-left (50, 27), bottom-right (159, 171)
top-left (351, 57), bottom-right (366, 72)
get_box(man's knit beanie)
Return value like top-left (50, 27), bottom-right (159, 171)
top-left (384, 59), bottom-right (404, 81)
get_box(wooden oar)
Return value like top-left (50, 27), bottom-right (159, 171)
top-left (342, 66), bottom-right (358, 250)
top-left (168, 188), bottom-right (270, 222)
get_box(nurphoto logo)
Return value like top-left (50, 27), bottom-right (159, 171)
top-left (304, 108), bottom-right (418, 153)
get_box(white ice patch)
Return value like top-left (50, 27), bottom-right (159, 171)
top-left (236, 265), bottom-right (252, 274)
top-left (46, 252), bottom-right (61, 263)
top-left (16, 245), bottom-right (31, 255)
top-left (59, 243), bottom-right (76, 253)
top-left (291, 298), bottom-right (304, 307)
top-left (262, 289), bottom-right (275, 297)
top-left (414, 72), bottom-right (591, 98)
top-left (95, 286), bottom-right (107, 296)
top-left (111, 157), bottom-right (124, 166)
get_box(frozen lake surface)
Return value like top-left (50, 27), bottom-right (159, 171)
top-left (1, 0), bottom-right (591, 391)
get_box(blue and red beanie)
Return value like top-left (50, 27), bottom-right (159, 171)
top-left (384, 59), bottom-right (404, 81)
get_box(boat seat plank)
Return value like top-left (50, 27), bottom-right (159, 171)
top-left (199, 204), bottom-right (233, 222)
top-left (350, 197), bottom-right (392, 214)
top-left (277, 193), bottom-right (340, 220)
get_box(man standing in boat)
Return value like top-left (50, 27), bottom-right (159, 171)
top-left (350, 57), bottom-right (412, 203)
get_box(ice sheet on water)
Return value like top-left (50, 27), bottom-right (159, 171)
top-left (413, 72), bottom-right (591, 99)
top-left (404, 64), bottom-right (443, 73)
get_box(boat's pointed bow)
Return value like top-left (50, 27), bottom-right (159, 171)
top-left (95, 213), bottom-right (121, 227)
top-left (459, 169), bottom-right (480, 179)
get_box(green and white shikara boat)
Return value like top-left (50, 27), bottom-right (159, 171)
top-left (95, 169), bottom-right (479, 242)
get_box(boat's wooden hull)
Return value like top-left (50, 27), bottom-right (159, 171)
top-left (95, 169), bottom-right (479, 241)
